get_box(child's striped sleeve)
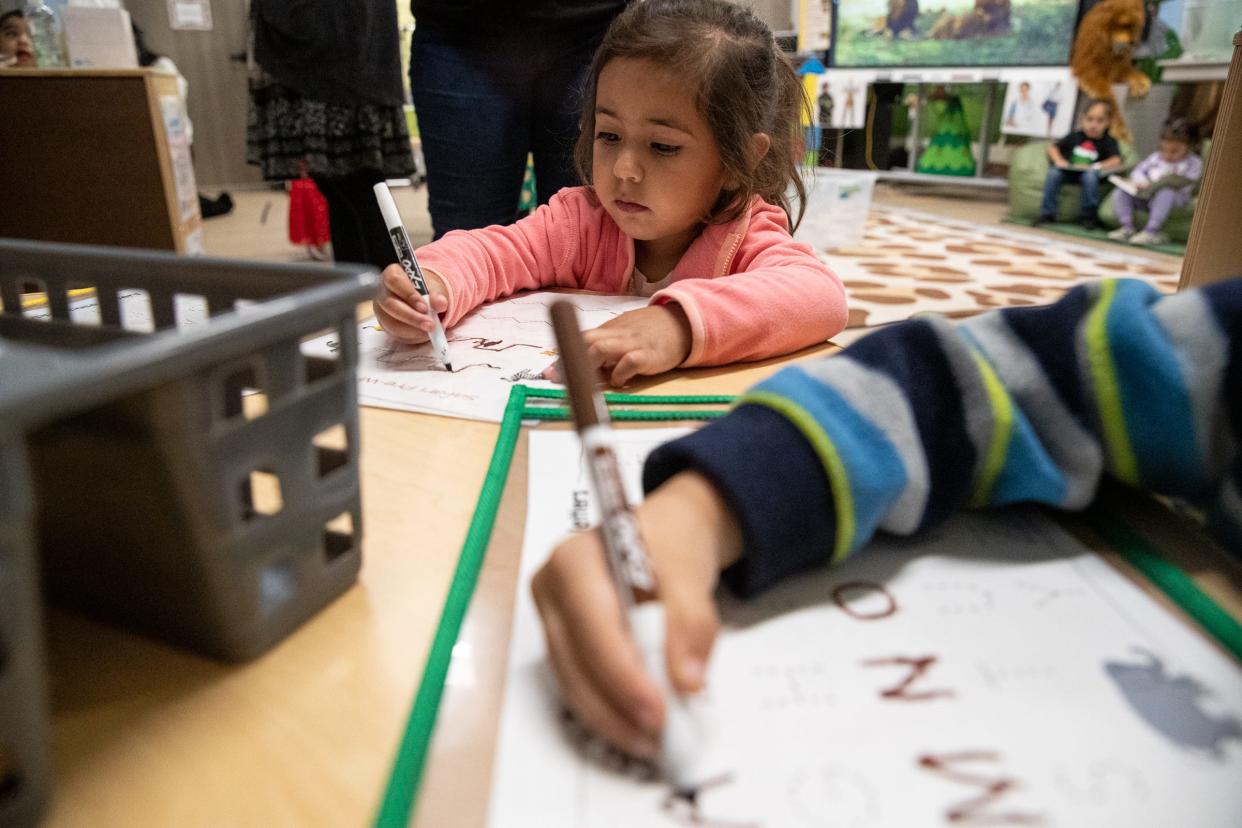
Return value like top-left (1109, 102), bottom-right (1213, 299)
top-left (643, 278), bottom-right (1242, 596)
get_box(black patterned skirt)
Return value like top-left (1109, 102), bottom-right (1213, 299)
top-left (246, 71), bottom-right (415, 182)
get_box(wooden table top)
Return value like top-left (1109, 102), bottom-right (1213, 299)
top-left (41, 345), bottom-right (835, 826)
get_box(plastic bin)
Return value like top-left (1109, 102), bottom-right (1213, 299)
top-left (792, 168), bottom-right (878, 251)
top-left (0, 239), bottom-right (378, 825)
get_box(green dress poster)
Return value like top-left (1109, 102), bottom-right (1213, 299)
top-left (917, 95), bottom-right (976, 177)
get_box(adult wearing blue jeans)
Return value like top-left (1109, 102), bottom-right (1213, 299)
top-left (409, 2), bottom-right (627, 240)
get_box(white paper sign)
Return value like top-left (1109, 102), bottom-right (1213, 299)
top-left (62, 7), bottom-right (138, 68)
top-left (795, 168), bottom-right (878, 251)
top-left (167, 0), bottom-right (212, 31)
top-left (818, 71), bottom-right (874, 129)
top-left (1000, 71), bottom-right (1078, 139)
top-left (27, 290), bottom-right (208, 331)
top-left (159, 95), bottom-right (200, 224)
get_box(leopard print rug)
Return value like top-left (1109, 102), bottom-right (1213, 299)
top-left (824, 206), bottom-right (1181, 330)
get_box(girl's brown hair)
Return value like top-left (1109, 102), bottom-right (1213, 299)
top-left (573, 0), bottom-right (809, 229)
top-left (1083, 98), bottom-right (1114, 119)
top-left (1160, 117), bottom-right (1198, 147)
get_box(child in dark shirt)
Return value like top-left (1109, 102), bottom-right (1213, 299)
top-left (1033, 99), bottom-right (1123, 231)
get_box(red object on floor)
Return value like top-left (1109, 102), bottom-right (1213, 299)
top-left (288, 178), bottom-right (331, 246)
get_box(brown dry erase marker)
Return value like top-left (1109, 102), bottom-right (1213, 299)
top-left (549, 300), bottom-right (706, 795)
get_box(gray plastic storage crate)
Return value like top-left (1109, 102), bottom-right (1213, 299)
top-left (0, 239), bottom-right (378, 825)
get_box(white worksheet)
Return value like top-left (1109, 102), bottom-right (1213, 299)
top-left (488, 430), bottom-right (1242, 827)
top-left (307, 291), bottom-right (647, 422)
top-left (25, 289), bottom-right (209, 331)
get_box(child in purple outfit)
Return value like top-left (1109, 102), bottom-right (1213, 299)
top-left (1108, 118), bottom-right (1203, 247)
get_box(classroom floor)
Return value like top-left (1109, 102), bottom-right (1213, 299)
top-left (198, 182), bottom-right (1185, 274)
top-left (200, 184), bottom-right (433, 263)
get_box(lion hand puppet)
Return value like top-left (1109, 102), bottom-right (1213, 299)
top-left (1070, 0), bottom-right (1151, 142)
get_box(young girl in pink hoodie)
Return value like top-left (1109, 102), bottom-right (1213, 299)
top-left (373, 0), bottom-right (848, 386)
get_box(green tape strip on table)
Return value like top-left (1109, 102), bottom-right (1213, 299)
top-left (1086, 511), bottom-right (1242, 663)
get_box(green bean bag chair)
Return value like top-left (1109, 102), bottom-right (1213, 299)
top-left (1007, 139), bottom-right (1138, 223)
top-left (1098, 138), bottom-right (1211, 243)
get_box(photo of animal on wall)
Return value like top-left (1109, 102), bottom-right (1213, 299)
top-left (835, 0), bottom-right (1081, 67)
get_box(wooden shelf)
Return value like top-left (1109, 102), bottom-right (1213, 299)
top-left (871, 169), bottom-right (1008, 189)
top-left (1158, 58), bottom-right (1230, 83)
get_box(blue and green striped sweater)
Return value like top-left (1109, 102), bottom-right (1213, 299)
top-left (644, 278), bottom-right (1242, 596)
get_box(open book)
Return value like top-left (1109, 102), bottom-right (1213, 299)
top-left (1109, 173), bottom-right (1196, 197)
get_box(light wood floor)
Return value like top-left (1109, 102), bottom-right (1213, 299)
top-left (199, 182), bottom-right (1184, 272)
top-left (200, 184), bottom-right (433, 264)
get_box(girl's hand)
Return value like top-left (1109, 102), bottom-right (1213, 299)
top-left (531, 471), bottom-right (742, 759)
top-left (372, 264), bottom-right (450, 343)
top-left (582, 304), bottom-right (693, 387)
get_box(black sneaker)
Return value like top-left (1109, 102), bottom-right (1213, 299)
top-left (1080, 214), bottom-right (1100, 231)
top-left (199, 192), bottom-right (234, 219)
top-left (1031, 213), bottom-right (1055, 228)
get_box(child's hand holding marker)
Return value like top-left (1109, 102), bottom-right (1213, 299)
top-left (537, 299), bottom-right (737, 794)
top-left (373, 263), bottom-right (450, 345)
top-left (533, 444), bottom-right (742, 774)
top-left (371, 182), bottom-right (453, 370)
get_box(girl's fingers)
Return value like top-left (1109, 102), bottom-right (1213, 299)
top-left (658, 582), bottom-right (720, 695)
top-left (382, 265), bottom-right (445, 314)
top-left (375, 292), bottom-right (431, 329)
top-left (589, 340), bottom-right (627, 385)
top-left (381, 265), bottom-right (420, 302)
top-left (373, 300), bottom-right (431, 343)
top-left (379, 268), bottom-right (425, 314)
top-left (609, 349), bottom-right (652, 387)
top-left (540, 360), bottom-right (561, 382)
top-left (582, 320), bottom-right (618, 341)
top-left (586, 337), bottom-right (629, 371)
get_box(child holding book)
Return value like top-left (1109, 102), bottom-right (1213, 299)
top-left (1108, 118), bottom-right (1203, 246)
top-left (373, 0), bottom-right (847, 387)
top-left (1032, 99), bottom-right (1123, 230)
